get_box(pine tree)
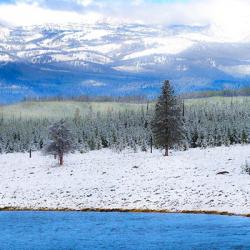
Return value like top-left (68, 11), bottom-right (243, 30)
top-left (152, 80), bottom-right (184, 156)
top-left (44, 120), bottom-right (74, 166)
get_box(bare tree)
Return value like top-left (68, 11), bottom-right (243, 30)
top-left (45, 120), bottom-right (74, 165)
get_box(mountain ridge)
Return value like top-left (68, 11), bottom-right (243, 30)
top-left (0, 22), bottom-right (250, 103)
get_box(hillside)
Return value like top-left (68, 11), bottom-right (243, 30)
top-left (1, 23), bottom-right (250, 103)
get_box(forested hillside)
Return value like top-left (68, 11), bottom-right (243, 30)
top-left (0, 97), bottom-right (249, 153)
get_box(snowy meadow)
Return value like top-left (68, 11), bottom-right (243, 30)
top-left (0, 96), bottom-right (250, 215)
top-left (0, 145), bottom-right (250, 215)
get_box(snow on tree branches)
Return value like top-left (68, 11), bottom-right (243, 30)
top-left (152, 80), bottom-right (184, 156)
top-left (44, 120), bottom-right (74, 165)
top-left (0, 97), bottom-right (249, 154)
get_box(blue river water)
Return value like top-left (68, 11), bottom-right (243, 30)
top-left (0, 211), bottom-right (250, 250)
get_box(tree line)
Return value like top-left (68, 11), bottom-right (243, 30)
top-left (0, 81), bottom-right (249, 164)
top-left (22, 95), bottom-right (149, 103)
top-left (181, 86), bottom-right (250, 99)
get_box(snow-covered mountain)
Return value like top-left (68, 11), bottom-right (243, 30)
top-left (0, 22), bottom-right (250, 102)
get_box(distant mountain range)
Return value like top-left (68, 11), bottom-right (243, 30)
top-left (0, 22), bottom-right (250, 103)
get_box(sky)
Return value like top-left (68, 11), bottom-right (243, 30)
top-left (0, 0), bottom-right (249, 43)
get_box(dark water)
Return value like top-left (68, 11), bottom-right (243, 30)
top-left (0, 212), bottom-right (250, 250)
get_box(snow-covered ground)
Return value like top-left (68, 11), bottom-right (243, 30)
top-left (0, 145), bottom-right (250, 215)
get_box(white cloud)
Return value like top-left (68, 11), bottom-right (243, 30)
top-left (0, 3), bottom-right (103, 26)
top-left (219, 65), bottom-right (250, 77)
top-left (74, 0), bottom-right (93, 6)
top-left (0, 0), bottom-right (249, 43)
top-left (82, 80), bottom-right (106, 87)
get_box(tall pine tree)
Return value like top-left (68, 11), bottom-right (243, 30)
top-left (152, 80), bottom-right (184, 156)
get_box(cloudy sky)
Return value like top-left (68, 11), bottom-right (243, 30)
top-left (0, 0), bottom-right (249, 42)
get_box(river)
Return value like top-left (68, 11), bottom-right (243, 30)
top-left (0, 211), bottom-right (250, 249)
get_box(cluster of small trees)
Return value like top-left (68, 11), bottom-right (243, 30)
top-left (0, 109), bottom-right (153, 156)
top-left (185, 99), bottom-right (250, 148)
top-left (0, 80), bottom-right (249, 165)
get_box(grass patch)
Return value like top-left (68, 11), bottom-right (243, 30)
top-left (1, 96), bottom-right (250, 119)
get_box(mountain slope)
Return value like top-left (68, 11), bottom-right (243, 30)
top-left (0, 23), bottom-right (250, 103)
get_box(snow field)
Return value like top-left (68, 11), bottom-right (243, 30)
top-left (0, 144), bottom-right (250, 215)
